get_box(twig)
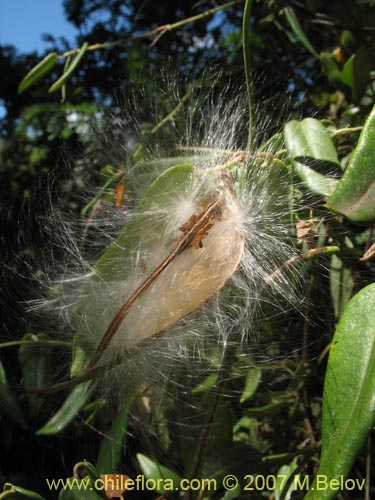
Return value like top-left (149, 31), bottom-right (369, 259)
top-left (151, 87), bottom-right (191, 134)
top-left (57, 1), bottom-right (240, 59)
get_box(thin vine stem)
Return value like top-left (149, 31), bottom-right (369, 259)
top-left (242, 0), bottom-right (255, 150)
top-left (57, 1), bottom-right (240, 59)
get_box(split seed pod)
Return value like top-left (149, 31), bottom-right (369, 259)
top-left (41, 88), bottom-right (300, 396)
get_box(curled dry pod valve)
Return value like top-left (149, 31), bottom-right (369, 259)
top-left (86, 163), bottom-right (245, 370)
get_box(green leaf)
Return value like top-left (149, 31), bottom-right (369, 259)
top-left (18, 334), bottom-right (52, 417)
top-left (284, 118), bottom-right (339, 196)
top-left (274, 463), bottom-right (298, 500)
top-left (342, 48), bottom-right (372, 101)
top-left (327, 104), bottom-right (375, 223)
top-left (304, 283), bottom-right (375, 499)
top-left (96, 395), bottom-right (134, 473)
top-left (192, 372), bottom-right (218, 393)
top-left (2, 483), bottom-right (46, 499)
top-left (0, 360), bottom-right (25, 426)
top-left (36, 380), bottom-right (96, 435)
top-left (240, 366), bottom-right (261, 403)
top-left (284, 7), bottom-right (319, 59)
top-left (18, 52), bottom-right (57, 93)
top-left (49, 43), bottom-right (88, 93)
top-left (136, 454), bottom-right (182, 495)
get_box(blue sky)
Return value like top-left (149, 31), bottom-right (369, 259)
top-left (0, 0), bottom-right (78, 54)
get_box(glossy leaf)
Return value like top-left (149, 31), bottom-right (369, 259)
top-left (0, 360), bottom-right (25, 426)
top-left (304, 283), bottom-right (375, 499)
top-left (18, 52), bottom-right (57, 93)
top-left (327, 104), bottom-right (375, 223)
top-left (36, 380), bottom-right (96, 435)
top-left (284, 118), bottom-right (339, 196)
top-left (136, 454), bottom-right (182, 495)
top-left (18, 334), bottom-right (52, 417)
top-left (284, 7), bottom-right (319, 59)
top-left (49, 43), bottom-right (88, 93)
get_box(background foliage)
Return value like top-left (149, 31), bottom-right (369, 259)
top-left (1, 1), bottom-right (375, 499)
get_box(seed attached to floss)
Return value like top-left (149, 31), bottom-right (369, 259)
top-left (87, 174), bottom-right (245, 370)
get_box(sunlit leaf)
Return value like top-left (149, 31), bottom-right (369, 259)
top-left (284, 118), bottom-right (339, 196)
top-left (49, 42), bottom-right (88, 93)
top-left (327, 104), bottom-right (375, 223)
top-left (304, 283), bottom-right (375, 499)
top-left (18, 52), bottom-right (57, 93)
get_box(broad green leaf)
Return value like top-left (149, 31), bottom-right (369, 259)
top-left (240, 366), bottom-right (261, 403)
top-left (284, 118), bottom-right (339, 196)
top-left (18, 52), bottom-right (57, 93)
top-left (0, 360), bottom-right (25, 426)
top-left (329, 255), bottom-right (354, 319)
top-left (36, 380), bottom-right (96, 435)
top-left (284, 7), bottom-right (319, 59)
top-left (96, 395), bottom-right (134, 473)
top-left (304, 283), bottom-right (375, 499)
top-left (342, 48), bottom-right (372, 101)
top-left (2, 483), bottom-right (46, 499)
top-left (136, 454), bottom-right (182, 495)
top-left (18, 333), bottom-right (52, 417)
top-left (327, 104), bottom-right (375, 223)
top-left (49, 42), bottom-right (88, 93)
